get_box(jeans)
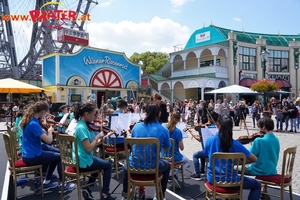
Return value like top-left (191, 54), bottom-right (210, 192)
top-left (192, 150), bottom-right (206, 175)
top-left (276, 118), bottom-right (283, 130)
top-left (243, 176), bottom-right (261, 200)
top-left (284, 115), bottom-right (289, 130)
top-left (122, 159), bottom-right (170, 196)
top-left (23, 147), bottom-right (62, 181)
top-left (79, 156), bottom-right (112, 195)
top-left (289, 118), bottom-right (297, 131)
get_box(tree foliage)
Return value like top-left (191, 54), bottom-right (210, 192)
top-left (129, 51), bottom-right (170, 74)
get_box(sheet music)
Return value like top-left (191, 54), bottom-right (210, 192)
top-left (201, 127), bottom-right (218, 149)
top-left (110, 113), bottom-right (131, 135)
top-left (65, 119), bottom-right (77, 135)
top-left (59, 113), bottom-right (69, 124)
top-left (130, 113), bottom-right (141, 123)
top-left (176, 122), bottom-right (188, 138)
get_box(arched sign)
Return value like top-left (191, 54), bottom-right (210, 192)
top-left (188, 80), bottom-right (199, 88)
top-left (90, 68), bottom-right (122, 88)
top-left (206, 80), bottom-right (215, 88)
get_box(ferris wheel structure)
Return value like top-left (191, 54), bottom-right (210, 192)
top-left (0, 0), bottom-right (98, 80)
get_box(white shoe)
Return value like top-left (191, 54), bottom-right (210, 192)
top-left (153, 197), bottom-right (166, 200)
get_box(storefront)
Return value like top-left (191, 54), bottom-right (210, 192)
top-left (42, 47), bottom-right (141, 106)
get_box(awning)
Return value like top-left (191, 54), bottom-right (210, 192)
top-left (239, 78), bottom-right (257, 87)
top-left (275, 79), bottom-right (292, 89)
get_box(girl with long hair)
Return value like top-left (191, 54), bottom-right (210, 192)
top-left (204, 114), bottom-right (261, 200)
top-left (21, 101), bottom-right (60, 191)
top-left (73, 103), bottom-right (116, 200)
top-left (166, 112), bottom-right (190, 179)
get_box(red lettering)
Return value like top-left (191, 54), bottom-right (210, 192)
top-left (47, 10), bottom-right (58, 20)
top-left (54, 10), bottom-right (63, 19)
top-left (68, 10), bottom-right (76, 21)
top-left (1, 15), bottom-right (10, 21)
top-left (61, 10), bottom-right (68, 20)
top-left (20, 15), bottom-right (29, 21)
top-left (29, 10), bottom-right (41, 23)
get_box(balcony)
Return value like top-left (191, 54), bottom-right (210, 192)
top-left (172, 66), bottom-right (228, 78)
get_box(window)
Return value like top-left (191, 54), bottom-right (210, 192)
top-left (200, 59), bottom-right (220, 67)
top-left (268, 50), bottom-right (289, 72)
top-left (238, 46), bottom-right (256, 71)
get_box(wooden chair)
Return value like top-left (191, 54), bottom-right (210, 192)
top-left (161, 138), bottom-right (184, 192)
top-left (124, 138), bottom-right (164, 200)
top-left (205, 152), bottom-right (246, 200)
top-left (256, 146), bottom-right (297, 200)
top-left (58, 134), bottom-right (102, 200)
top-left (7, 125), bottom-right (21, 160)
top-left (2, 132), bottom-right (44, 200)
top-left (102, 137), bottom-right (125, 179)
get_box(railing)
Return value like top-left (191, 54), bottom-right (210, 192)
top-left (172, 66), bottom-right (228, 78)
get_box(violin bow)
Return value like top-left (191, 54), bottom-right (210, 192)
top-left (206, 108), bottom-right (216, 125)
top-left (100, 96), bottom-right (105, 133)
top-left (241, 111), bottom-right (250, 136)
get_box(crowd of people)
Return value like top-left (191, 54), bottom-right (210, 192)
top-left (3, 93), bottom-right (300, 200)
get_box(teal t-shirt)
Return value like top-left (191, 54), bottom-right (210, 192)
top-left (247, 133), bottom-right (280, 176)
top-left (69, 112), bottom-right (74, 121)
top-left (74, 120), bottom-right (94, 168)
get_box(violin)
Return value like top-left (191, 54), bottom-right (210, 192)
top-left (87, 122), bottom-right (111, 134)
top-left (193, 122), bottom-right (212, 131)
top-left (237, 131), bottom-right (265, 145)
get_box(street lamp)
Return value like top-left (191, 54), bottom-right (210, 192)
top-left (232, 41), bottom-right (238, 83)
top-left (260, 48), bottom-right (269, 79)
top-left (294, 48), bottom-right (299, 97)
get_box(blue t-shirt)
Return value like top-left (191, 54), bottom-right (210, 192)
top-left (204, 133), bottom-right (251, 184)
top-left (130, 121), bottom-right (171, 169)
top-left (113, 110), bottom-right (122, 114)
top-left (170, 127), bottom-right (183, 162)
top-left (22, 117), bottom-right (44, 158)
top-left (247, 133), bottom-right (280, 176)
top-left (74, 120), bottom-right (94, 168)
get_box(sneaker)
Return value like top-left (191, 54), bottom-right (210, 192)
top-left (190, 173), bottom-right (202, 181)
top-left (261, 194), bottom-right (271, 200)
top-left (112, 162), bottom-right (124, 171)
top-left (100, 194), bottom-right (117, 200)
top-left (43, 181), bottom-right (59, 191)
top-left (58, 183), bottom-right (76, 193)
top-left (153, 197), bottom-right (166, 200)
top-left (82, 187), bottom-right (94, 200)
top-left (289, 130), bottom-right (293, 132)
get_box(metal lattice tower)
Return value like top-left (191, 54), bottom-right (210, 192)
top-left (0, 0), bottom-right (97, 80)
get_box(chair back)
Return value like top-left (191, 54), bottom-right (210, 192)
top-left (2, 133), bottom-right (16, 168)
top-left (7, 125), bottom-right (19, 160)
top-left (160, 138), bottom-right (175, 163)
top-left (281, 146), bottom-right (297, 183)
top-left (58, 134), bottom-right (79, 173)
top-left (124, 137), bottom-right (160, 177)
top-left (211, 152), bottom-right (246, 191)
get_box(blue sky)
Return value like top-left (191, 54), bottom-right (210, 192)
top-left (8, 0), bottom-right (300, 61)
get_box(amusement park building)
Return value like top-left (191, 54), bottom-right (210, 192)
top-left (142, 25), bottom-right (300, 103)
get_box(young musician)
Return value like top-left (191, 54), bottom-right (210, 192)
top-left (113, 99), bottom-right (128, 114)
top-left (153, 93), bottom-right (168, 123)
top-left (246, 117), bottom-right (280, 176)
top-left (20, 101), bottom-right (74, 192)
top-left (204, 114), bottom-right (261, 200)
top-left (74, 103), bottom-right (117, 200)
top-left (166, 112), bottom-right (190, 181)
top-left (121, 104), bottom-right (171, 200)
top-left (190, 109), bottom-right (218, 180)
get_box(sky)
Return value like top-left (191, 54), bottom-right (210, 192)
top-left (7, 0), bottom-right (300, 62)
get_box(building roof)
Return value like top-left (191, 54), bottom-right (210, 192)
top-left (184, 25), bottom-right (300, 50)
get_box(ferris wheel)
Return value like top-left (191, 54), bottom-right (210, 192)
top-left (0, 0), bottom-right (98, 79)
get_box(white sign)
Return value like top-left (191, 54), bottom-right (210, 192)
top-left (206, 80), bottom-right (215, 88)
top-left (188, 80), bottom-right (199, 88)
top-left (196, 31), bottom-right (210, 43)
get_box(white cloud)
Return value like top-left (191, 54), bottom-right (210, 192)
top-left (86, 17), bottom-right (191, 57)
top-left (232, 17), bottom-right (242, 22)
top-left (170, 0), bottom-right (194, 7)
top-left (99, 0), bottom-right (114, 8)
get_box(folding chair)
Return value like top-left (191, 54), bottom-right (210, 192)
top-left (58, 134), bottom-right (102, 200)
top-left (2, 133), bottom-right (44, 200)
top-left (205, 152), bottom-right (246, 200)
top-left (161, 138), bottom-right (184, 192)
top-left (256, 146), bottom-right (297, 200)
top-left (124, 138), bottom-right (164, 200)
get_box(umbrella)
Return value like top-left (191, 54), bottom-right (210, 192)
top-left (0, 78), bottom-right (47, 93)
top-left (206, 84), bottom-right (258, 94)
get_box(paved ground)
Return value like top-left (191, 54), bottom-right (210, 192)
top-left (0, 117), bottom-right (300, 199)
top-left (181, 116), bottom-right (300, 195)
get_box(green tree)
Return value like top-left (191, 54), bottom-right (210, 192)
top-left (129, 51), bottom-right (170, 74)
